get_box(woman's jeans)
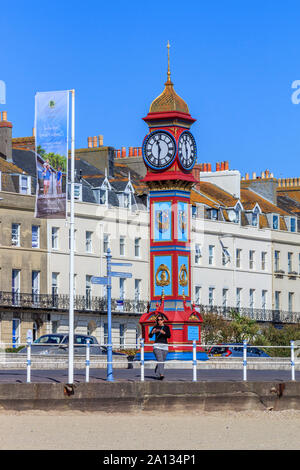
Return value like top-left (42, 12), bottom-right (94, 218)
top-left (153, 347), bottom-right (168, 377)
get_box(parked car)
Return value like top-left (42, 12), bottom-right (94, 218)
top-left (208, 343), bottom-right (269, 358)
top-left (18, 334), bottom-right (126, 356)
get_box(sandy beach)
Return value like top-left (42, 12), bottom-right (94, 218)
top-left (0, 409), bottom-right (299, 450)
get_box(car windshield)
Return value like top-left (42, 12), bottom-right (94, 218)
top-left (60, 335), bottom-right (97, 345)
top-left (231, 347), bottom-right (243, 353)
top-left (210, 347), bottom-right (228, 355)
top-left (75, 335), bottom-right (96, 345)
top-left (33, 335), bottom-right (63, 344)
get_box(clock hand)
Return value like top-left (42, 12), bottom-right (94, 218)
top-left (185, 141), bottom-right (189, 159)
top-left (157, 141), bottom-right (161, 164)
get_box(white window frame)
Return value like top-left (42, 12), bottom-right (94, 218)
top-left (261, 252), bottom-right (267, 271)
top-left (275, 291), bottom-right (280, 311)
top-left (120, 236), bottom-right (125, 256)
top-left (208, 245), bottom-right (214, 265)
top-left (134, 238), bottom-right (141, 258)
top-left (19, 174), bottom-right (31, 195)
top-left (236, 287), bottom-right (242, 310)
top-left (119, 278), bottom-right (126, 300)
top-left (32, 225), bottom-right (40, 248)
top-left (103, 233), bottom-right (109, 253)
top-left (288, 292), bottom-right (294, 313)
top-left (236, 249), bottom-right (241, 268)
top-left (85, 231), bottom-right (93, 253)
top-left (12, 223), bottom-right (20, 247)
top-left (195, 244), bottom-right (202, 264)
top-left (249, 250), bottom-right (255, 270)
top-left (274, 250), bottom-right (280, 271)
top-left (208, 287), bottom-right (214, 307)
top-left (195, 285), bottom-right (201, 304)
top-left (261, 290), bottom-right (267, 311)
top-left (288, 252), bottom-right (293, 274)
top-left (51, 227), bottom-right (59, 250)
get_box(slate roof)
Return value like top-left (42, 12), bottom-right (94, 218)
top-left (10, 148), bottom-right (147, 210)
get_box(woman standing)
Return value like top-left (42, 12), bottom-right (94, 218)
top-left (149, 315), bottom-right (171, 380)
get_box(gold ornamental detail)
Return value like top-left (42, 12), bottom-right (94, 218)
top-left (156, 264), bottom-right (171, 287)
top-left (179, 264), bottom-right (188, 287)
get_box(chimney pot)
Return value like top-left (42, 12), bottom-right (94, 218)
top-left (98, 135), bottom-right (103, 146)
top-left (87, 137), bottom-right (93, 148)
top-left (129, 147), bottom-right (133, 157)
top-left (216, 162), bottom-right (220, 171)
top-left (117, 149), bottom-right (121, 158)
top-left (225, 161), bottom-right (229, 170)
top-left (252, 172), bottom-right (256, 179)
top-left (245, 173), bottom-right (249, 180)
top-left (93, 136), bottom-right (97, 147)
top-left (121, 147), bottom-right (126, 157)
top-left (138, 147), bottom-right (142, 156)
top-left (134, 147), bottom-right (138, 156)
top-left (2, 111), bottom-right (7, 121)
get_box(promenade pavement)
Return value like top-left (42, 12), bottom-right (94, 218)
top-left (0, 367), bottom-right (299, 383)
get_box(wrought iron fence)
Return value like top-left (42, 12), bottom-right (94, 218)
top-left (195, 304), bottom-right (300, 324)
top-left (1, 291), bottom-right (300, 323)
top-left (0, 291), bottom-right (148, 315)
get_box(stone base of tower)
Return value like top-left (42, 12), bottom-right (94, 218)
top-left (138, 298), bottom-right (209, 362)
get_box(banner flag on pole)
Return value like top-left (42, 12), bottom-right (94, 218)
top-left (34, 90), bottom-right (69, 219)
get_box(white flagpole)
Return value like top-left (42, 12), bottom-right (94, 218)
top-left (68, 89), bottom-right (75, 384)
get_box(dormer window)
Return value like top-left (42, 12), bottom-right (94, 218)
top-left (19, 175), bottom-right (31, 195)
top-left (99, 189), bottom-right (107, 205)
top-left (211, 209), bottom-right (218, 220)
top-left (272, 215), bottom-right (279, 230)
top-left (74, 183), bottom-right (82, 201)
top-left (124, 192), bottom-right (130, 209)
top-left (290, 217), bottom-right (296, 233)
top-left (252, 205), bottom-right (260, 227)
top-left (235, 202), bottom-right (242, 224)
top-left (99, 175), bottom-right (111, 206)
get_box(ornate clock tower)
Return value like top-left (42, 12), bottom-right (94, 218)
top-left (139, 43), bottom-right (207, 361)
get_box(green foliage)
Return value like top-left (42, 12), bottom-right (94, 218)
top-left (201, 310), bottom-right (300, 357)
top-left (5, 346), bottom-right (24, 353)
top-left (36, 146), bottom-right (66, 172)
top-left (46, 153), bottom-right (67, 172)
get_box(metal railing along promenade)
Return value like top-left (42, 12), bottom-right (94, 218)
top-left (0, 340), bottom-right (299, 384)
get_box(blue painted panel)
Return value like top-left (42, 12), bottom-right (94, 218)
top-left (154, 255), bottom-right (172, 297)
top-left (178, 255), bottom-right (189, 297)
top-left (177, 201), bottom-right (188, 242)
top-left (154, 201), bottom-right (172, 242)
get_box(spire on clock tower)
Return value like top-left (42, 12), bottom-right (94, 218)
top-left (149, 41), bottom-right (190, 115)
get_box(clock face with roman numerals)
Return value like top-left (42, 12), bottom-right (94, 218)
top-left (178, 131), bottom-right (197, 170)
top-left (142, 130), bottom-right (176, 170)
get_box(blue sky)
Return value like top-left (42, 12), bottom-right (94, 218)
top-left (1, 0), bottom-right (300, 178)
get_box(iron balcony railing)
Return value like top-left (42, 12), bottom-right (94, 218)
top-left (2, 292), bottom-right (300, 323)
top-left (0, 292), bottom-right (149, 315)
top-left (195, 304), bottom-right (300, 324)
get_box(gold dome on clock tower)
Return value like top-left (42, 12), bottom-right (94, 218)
top-left (149, 42), bottom-right (190, 115)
